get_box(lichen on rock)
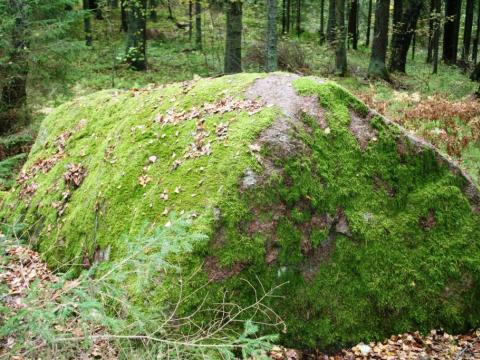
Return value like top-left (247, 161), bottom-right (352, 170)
top-left (2, 73), bottom-right (480, 350)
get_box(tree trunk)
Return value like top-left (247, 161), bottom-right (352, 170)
top-left (367, 0), bottom-right (390, 79)
top-left (0, 0), bottom-right (29, 134)
top-left (125, 0), bottom-right (147, 70)
top-left (327, 0), bottom-right (336, 43)
top-left (319, 0), bottom-right (325, 44)
top-left (473, 0), bottom-right (480, 64)
top-left (188, 0), bottom-right (193, 41)
top-left (150, 0), bottom-right (158, 21)
top-left (167, 0), bottom-right (174, 20)
top-left (89, 0), bottom-right (103, 20)
top-left (335, 0), bottom-right (347, 76)
top-left (365, 0), bottom-right (372, 47)
top-left (432, 0), bottom-right (441, 74)
top-left (224, 0), bottom-right (242, 74)
top-left (389, 0), bottom-right (423, 73)
top-left (443, 0), bottom-right (462, 64)
top-left (296, 0), bottom-right (301, 37)
top-left (120, 0), bottom-right (128, 32)
top-left (266, 0), bottom-right (278, 71)
top-left (286, 0), bottom-right (291, 33)
top-left (348, 0), bottom-right (358, 50)
top-left (83, 0), bottom-right (93, 46)
top-left (462, 0), bottom-right (474, 60)
top-left (426, 0), bottom-right (434, 63)
top-left (282, 0), bottom-right (287, 34)
top-left (195, 0), bottom-right (202, 50)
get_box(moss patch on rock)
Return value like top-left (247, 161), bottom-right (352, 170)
top-left (2, 73), bottom-right (480, 350)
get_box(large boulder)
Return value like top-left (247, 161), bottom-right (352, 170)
top-left (2, 73), bottom-right (480, 350)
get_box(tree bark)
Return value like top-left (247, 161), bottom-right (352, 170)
top-left (125, 0), bottom-right (147, 70)
top-left (432, 0), bottom-right (441, 74)
top-left (195, 0), bottom-right (202, 50)
top-left (149, 0), bottom-right (158, 21)
top-left (282, 0), bottom-right (287, 34)
top-left (266, 0), bottom-right (278, 71)
top-left (347, 0), bottom-right (358, 50)
top-left (83, 0), bottom-right (93, 46)
top-left (367, 0), bottom-right (390, 79)
top-left (0, 0), bottom-right (29, 134)
top-left (443, 0), bottom-right (462, 64)
top-left (188, 0), bottom-right (193, 41)
top-left (296, 0), bottom-right (301, 37)
top-left (326, 0), bottom-right (336, 43)
top-left (335, 0), bottom-right (347, 76)
top-left (426, 0), bottom-right (434, 63)
top-left (473, 0), bottom-right (480, 64)
top-left (120, 0), bottom-right (128, 32)
top-left (286, 0), bottom-right (291, 33)
top-left (319, 0), bottom-right (325, 44)
top-left (462, 0), bottom-right (474, 60)
top-left (167, 0), bottom-right (174, 20)
top-left (224, 0), bottom-right (242, 74)
top-left (365, 0), bottom-right (372, 47)
top-left (389, 0), bottom-right (423, 73)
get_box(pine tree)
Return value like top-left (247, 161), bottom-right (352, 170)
top-left (195, 0), bottom-right (202, 50)
top-left (367, 0), bottom-right (390, 79)
top-left (443, 0), bottom-right (462, 64)
top-left (365, 0), bottom-right (372, 46)
top-left (335, 0), bottom-right (347, 75)
top-left (125, 0), bottom-right (147, 70)
top-left (224, 0), bottom-right (243, 74)
top-left (462, 0), bottom-right (474, 60)
top-left (266, 0), bottom-right (278, 71)
top-left (326, 0), bottom-right (336, 42)
top-left (347, 0), bottom-right (358, 50)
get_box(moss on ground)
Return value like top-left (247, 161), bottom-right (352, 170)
top-left (2, 73), bottom-right (479, 350)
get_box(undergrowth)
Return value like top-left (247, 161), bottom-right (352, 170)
top-left (0, 216), bottom-right (279, 359)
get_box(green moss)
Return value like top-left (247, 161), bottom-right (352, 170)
top-left (2, 74), bottom-right (479, 351)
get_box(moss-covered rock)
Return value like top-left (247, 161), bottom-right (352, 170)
top-left (2, 73), bottom-right (480, 350)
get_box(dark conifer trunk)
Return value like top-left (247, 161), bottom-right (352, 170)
top-left (188, 0), bottom-right (193, 41)
top-left (0, 0), bottom-right (29, 134)
top-left (319, 0), bottom-right (325, 44)
top-left (365, 0), bottom-right (372, 46)
top-left (195, 0), bottom-right (202, 50)
top-left (335, 0), bottom-right (347, 75)
top-left (167, 0), bottom-right (174, 20)
top-left (120, 0), bottom-right (128, 32)
top-left (296, 0), bottom-right (301, 37)
top-left (224, 0), bottom-right (242, 74)
top-left (282, 0), bottom-right (287, 34)
top-left (367, 0), bottom-right (390, 79)
top-left (443, 0), bottom-right (462, 64)
top-left (348, 0), bottom-right (358, 50)
top-left (462, 0), bottom-right (474, 60)
top-left (389, 0), bottom-right (423, 73)
top-left (432, 0), bottom-right (441, 73)
top-left (150, 0), bottom-right (158, 21)
top-left (125, 0), bottom-right (147, 70)
top-left (266, 0), bottom-right (278, 71)
top-left (89, 0), bottom-right (103, 20)
top-left (83, 0), bottom-right (93, 46)
top-left (327, 0), bottom-right (336, 43)
top-left (286, 0), bottom-right (291, 33)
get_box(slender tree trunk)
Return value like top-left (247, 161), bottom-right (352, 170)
top-left (368, 0), bottom-right (390, 79)
top-left (266, 0), bottom-right (278, 71)
top-left (462, 0), bottom-right (474, 60)
top-left (335, 0), bottom-right (347, 75)
top-left (150, 0), bottom-right (158, 21)
top-left (296, 0), bottom-right (301, 37)
top-left (188, 0), bottom-right (193, 41)
top-left (443, 0), bottom-right (462, 64)
top-left (389, 0), bottom-right (423, 73)
top-left (427, 0), bottom-right (434, 63)
top-left (432, 0), bottom-right (441, 74)
top-left (365, 0), bottom-right (372, 47)
top-left (286, 0), bottom-right (291, 33)
top-left (195, 0), bottom-right (202, 50)
top-left (348, 0), bottom-right (358, 50)
top-left (167, 0), bottom-right (174, 20)
top-left (120, 0), bottom-right (128, 32)
top-left (327, 0), bottom-right (336, 43)
top-left (83, 0), bottom-right (93, 46)
top-left (89, 0), bottom-right (103, 20)
top-left (1, 0), bottom-right (29, 134)
top-left (125, 0), bottom-right (147, 70)
top-left (319, 0), bottom-right (325, 44)
top-left (411, 26), bottom-right (416, 60)
top-left (473, 0), bottom-right (480, 64)
top-left (224, 0), bottom-right (242, 74)
top-left (282, 0), bottom-right (287, 34)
